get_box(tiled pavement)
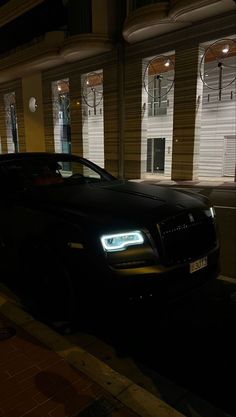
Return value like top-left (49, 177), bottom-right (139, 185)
top-left (0, 313), bottom-right (127, 417)
top-left (1, 279), bottom-right (235, 417)
top-left (0, 293), bottom-right (184, 417)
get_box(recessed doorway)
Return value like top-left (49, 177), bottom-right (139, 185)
top-left (146, 137), bottom-right (165, 173)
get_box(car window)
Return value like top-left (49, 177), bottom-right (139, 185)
top-left (0, 156), bottom-right (110, 191)
top-left (60, 161), bottom-right (102, 180)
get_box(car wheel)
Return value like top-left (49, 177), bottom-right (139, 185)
top-left (21, 244), bottom-right (76, 324)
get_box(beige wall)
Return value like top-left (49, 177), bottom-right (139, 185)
top-left (171, 46), bottom-right (203, 180)
top-left (22, 73), bottom-right (46, 152)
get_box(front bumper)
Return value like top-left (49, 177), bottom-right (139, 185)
top-left (102, 245), bottom-right (220, 304)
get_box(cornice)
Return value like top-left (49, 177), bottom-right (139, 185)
top-left (61, 34), bottom-right (113, 63)
top-left (123, 2), bottom-right (172, 43)
top-left (0, 32), bottom-right (113, 84)
top-left (125, 11), bottom-right (236, 58)
top-left (123, 0), bottom-right (236, 43)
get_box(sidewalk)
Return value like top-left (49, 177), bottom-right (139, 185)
top-left (1, 280), bottom-right (235, 417)
top-left (136, 178), bottom-right (236, 189)
top-left (0, 291), bottom-right (184, 417)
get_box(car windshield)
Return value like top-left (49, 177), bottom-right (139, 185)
top-left (0, 154), bottom-right (115, 191)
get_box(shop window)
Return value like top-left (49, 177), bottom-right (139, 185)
top-left (52, 78), bottom-right (71, 157)
top-left (81, 70), bottom-right (104, 167)
top-left (142, 52), bottom-right (175, 177)
top-left (199, 37), bottom-right (236, 178)
top-left (144, 55), bottom-right (174, 117)
top-left (147, 76), bottom-right (168, 116)
top-left (4, 92), bottom-right (19, 153)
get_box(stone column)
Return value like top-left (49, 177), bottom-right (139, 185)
top-left (171, 46), bottom-right (204, 180)
top-left (69, 74), bottom-right (83, 157)
top-left (103, 53), bottom-right (120, 176)
top-left (22, 73), bottom-right (45, 152)
top-left (123, 55), bottom-right (143, 179)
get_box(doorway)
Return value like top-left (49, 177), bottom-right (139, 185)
top-left (223, 136), bottom-right (236, 177)
top-left (146, 138), bottom-right (165, 173)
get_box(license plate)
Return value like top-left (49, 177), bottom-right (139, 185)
top-left (190, 256), bottom-right (207, 273)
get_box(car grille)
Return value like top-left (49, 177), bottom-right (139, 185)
top-left (157, 210), bottom-right (217, 266)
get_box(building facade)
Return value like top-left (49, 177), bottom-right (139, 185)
top-left (0, 0), bottom-right (235, 181)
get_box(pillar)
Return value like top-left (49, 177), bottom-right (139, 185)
top-left (171, 46), bottom-right (204, 180)
top-left (22, 73), bottom-right (46, 152)
top-left (124, 55), bottom-right (143, 179)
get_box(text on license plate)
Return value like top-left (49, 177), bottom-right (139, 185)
top-left (190, 257), bottom-right (207, 273)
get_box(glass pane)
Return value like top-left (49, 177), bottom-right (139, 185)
top-left (4, 92), bottom-right (19, 153)
top-left (199, 37), bottom-right (236, 179)
top-left (52, 78), bottom-right (71, 157)
top-left (143, 52), bottom-right (175, 177)
top-left (81, 70), bottom-right (104, 167)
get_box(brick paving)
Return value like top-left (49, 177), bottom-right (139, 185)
top-left (0, 313), bottom-right (138, 417)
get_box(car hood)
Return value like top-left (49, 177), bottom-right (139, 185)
top-left (24, 180), bottom-right (208, 226)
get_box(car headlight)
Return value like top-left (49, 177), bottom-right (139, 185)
top-left (100, 230), bottom-right (144, 252)
top-left (205, 206), bottom-right (216, 218)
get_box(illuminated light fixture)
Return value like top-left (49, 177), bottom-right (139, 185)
top-left (210, 206), bottom-right (216, 217)
top-left (204, 206), bottom-right (216, 218)
top-left (58, 85), bottom-right (62, 91)
top-left (100, 231), bottom-right (144, 252)
top-left (222, 45), bottom-right (229, 53)
top-left (164, 59), bottom-right (170, 67)
top-left (28, 97), bottom-right (37, 112)
top-left (86, 80), bottom-right (89, 85)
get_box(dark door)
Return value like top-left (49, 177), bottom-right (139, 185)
top-left (146, 138), bottom-right (165, 173)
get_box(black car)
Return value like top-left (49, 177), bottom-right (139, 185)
top-left (0, 152), bottom-right (220, 321)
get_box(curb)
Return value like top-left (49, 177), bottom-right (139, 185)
top-left (0, 289), bottom-right (185, 417)
top-left (219, 275), bottom-right (236, 284)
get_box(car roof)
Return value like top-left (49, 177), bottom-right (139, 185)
top-left (0, 152), bottom-right (82, 162)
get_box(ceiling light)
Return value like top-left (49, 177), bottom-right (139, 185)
top-left (222, 45), bottom-right (229, 53)
top-left (164, 59), bottom-right (170, 67)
